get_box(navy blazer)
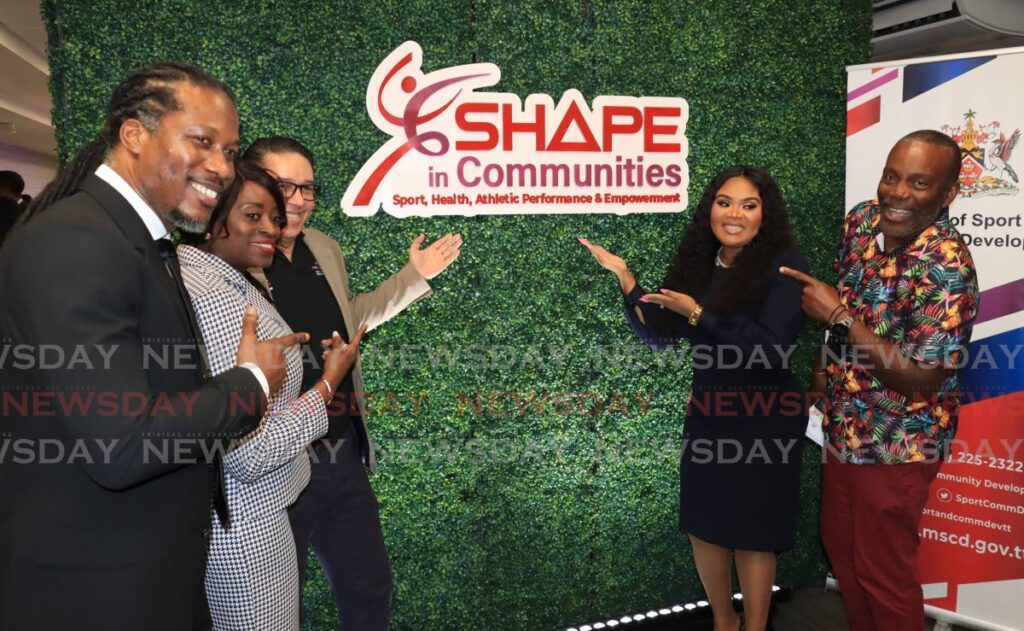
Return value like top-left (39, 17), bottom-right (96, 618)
top-left (0, 175), bottom-right (264, 631)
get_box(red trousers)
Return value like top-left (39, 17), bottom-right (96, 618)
top-left (821, 455), bottom-right (941, 631)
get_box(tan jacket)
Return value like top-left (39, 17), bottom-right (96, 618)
top-left (251, 227), bottom-right (432, 471)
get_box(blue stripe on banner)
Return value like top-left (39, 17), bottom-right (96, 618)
top-left (902, 56), bottom-right (997, 102)
top-left (961, 326), bottom-right (1024, 399)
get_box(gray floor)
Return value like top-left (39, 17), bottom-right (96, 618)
top-left (772, 586), bottom-right (849, 630)
top-left (629, 586), bottom-right (971, 630)
top-left (772, 587), bottom-right (969, 631)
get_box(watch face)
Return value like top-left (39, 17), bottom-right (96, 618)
top-left (830, 322), bottom-right (850, 338)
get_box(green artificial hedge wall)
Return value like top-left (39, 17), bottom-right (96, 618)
top-left (43, 1), bottom-right (872, 628)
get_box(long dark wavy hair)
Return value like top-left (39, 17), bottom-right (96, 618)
top-left (661, 165), bottom-right (795, 315)
top-left (24, 62), bottom-right (234, 222)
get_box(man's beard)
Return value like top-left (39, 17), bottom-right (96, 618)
top-left (168, 208), bottom-right (207, 234)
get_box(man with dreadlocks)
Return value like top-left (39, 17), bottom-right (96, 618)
top-left (0, 63), bottom-right (305, 630)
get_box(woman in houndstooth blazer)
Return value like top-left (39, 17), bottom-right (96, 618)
top-left (179, 161), bottom-right (362, 631)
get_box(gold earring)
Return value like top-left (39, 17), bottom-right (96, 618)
top-left (204, 232), bottom-right (211, 241)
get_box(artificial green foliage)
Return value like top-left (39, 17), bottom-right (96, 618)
top-left (42, 1), bottom-right (872, 628)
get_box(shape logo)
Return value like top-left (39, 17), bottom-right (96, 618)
top-left (341, 41), bottom-right (689, 217)
top-left (943, 110), bottom-right (1020, 199)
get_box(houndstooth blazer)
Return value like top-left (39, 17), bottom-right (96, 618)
top-left (179, 244), bottom-right (328, 523)
top-left (249, 227), bottom-right (432, 471)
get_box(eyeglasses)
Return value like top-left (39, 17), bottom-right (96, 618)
top-left (277, 180), bottom-right (318, 202)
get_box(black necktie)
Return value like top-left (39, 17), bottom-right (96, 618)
top-left (155, 239), bottom-right (212, 379)
top-left (156, 238), bottom-right (231, 528)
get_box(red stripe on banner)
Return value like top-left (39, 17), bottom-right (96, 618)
top-left (846, 96), bottom-right (881, 136)
top-left (918, 391), bottom-right (1024, 618)
top-left (353, 142), bottom-right (414, 207)
top-left (847, 69), bottom-right (899, 101)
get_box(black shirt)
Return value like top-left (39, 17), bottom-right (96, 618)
top-left (264, 233), bottom-right (360, 443)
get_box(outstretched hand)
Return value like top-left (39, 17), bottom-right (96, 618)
top-left (409, 233), bottom-right (462, 279)
top-left (640, 288), bottom-right (698, 317)
top-left (778, 266), bottom-right (843, 323)
top-left (578, 237), bottom-right (628, 276)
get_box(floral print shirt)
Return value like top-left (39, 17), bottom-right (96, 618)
top-left (823, 201), bottom-right (979, 464)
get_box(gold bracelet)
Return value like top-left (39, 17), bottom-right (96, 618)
top-left (688, 303), bottom-right (703, 326)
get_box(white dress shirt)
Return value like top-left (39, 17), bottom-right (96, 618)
top-left (94, 164), bottom-right (269, 396)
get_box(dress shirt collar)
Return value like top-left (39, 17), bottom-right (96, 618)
top-left (95, 163), bottom-right (169, 240)
top-left (177, 243), bottom-right (249, 291)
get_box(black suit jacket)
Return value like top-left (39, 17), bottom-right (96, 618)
top-left (0, 175), bottom-right (264, 630)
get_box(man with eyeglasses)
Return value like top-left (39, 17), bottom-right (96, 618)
top-left (242, 136), bottom-right (462, 630)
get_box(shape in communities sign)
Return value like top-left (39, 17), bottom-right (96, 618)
top-left (341, 41), bottom-right (689, 217)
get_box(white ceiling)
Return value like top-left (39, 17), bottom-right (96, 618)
top-left (0, 0), bottom-right (55, 161)
top-left (2, 0), bottom-right (1023, 167)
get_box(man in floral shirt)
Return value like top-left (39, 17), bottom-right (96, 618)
top-left (780, 129), bottom-right (979, 631)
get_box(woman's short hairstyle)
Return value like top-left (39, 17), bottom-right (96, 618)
top-left (180, 160), bottom-right (286, 245)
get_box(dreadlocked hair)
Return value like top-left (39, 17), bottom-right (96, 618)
top-left (661, 165), bottom-right (796, 315)
top-left (24, 62), bottom-right (234, 221)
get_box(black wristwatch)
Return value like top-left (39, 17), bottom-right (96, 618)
top-left (829, 312), bottom-right (855, 342)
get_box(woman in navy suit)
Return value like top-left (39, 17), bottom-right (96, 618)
top-left (582, 166), bottom-right (809, 631)
top-left (179, 161), bottom-right (365, 630)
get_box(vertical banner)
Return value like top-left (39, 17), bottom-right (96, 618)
top-left (846, 48), bottom-right (1024, 629)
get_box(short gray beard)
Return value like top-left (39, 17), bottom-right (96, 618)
top-left (168, 208), bottom-right (207, 234)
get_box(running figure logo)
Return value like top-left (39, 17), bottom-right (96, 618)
top-left (342, 42), bottom-right (500, 216)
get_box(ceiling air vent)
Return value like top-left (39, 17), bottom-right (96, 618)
top-left (872, 0), bottom-right (1024, 61)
